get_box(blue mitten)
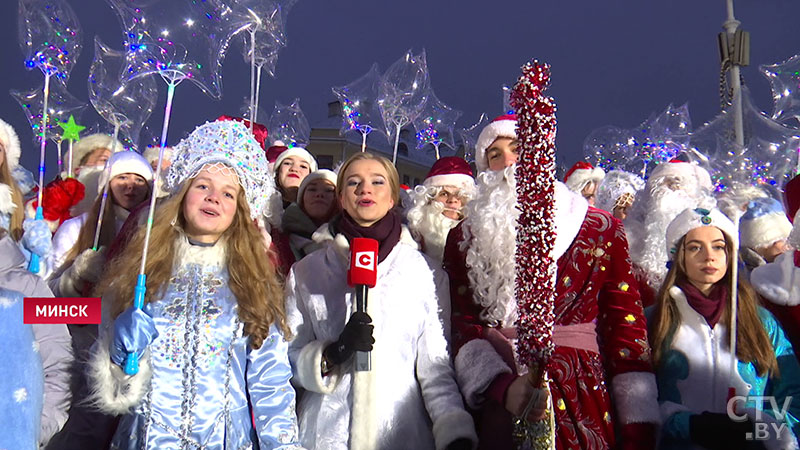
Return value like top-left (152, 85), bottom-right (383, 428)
top-left (21, 219), bottom-right (52, 257)
top-left (110, 304), bottom-right (159, 367)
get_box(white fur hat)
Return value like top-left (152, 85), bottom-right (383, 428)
top-left (273, 146), bottom-right (318, 175)
top-left (475, 114), bottom-right (517, 173)
top-left (595, 169), bottom-right (645, 213)
top-left (142, 146), bottom-right (174, 165)
top-left (739, 197), bottom-right (792, 250)
top-left (297, 169), bottom-right (337, 210)
top-left (649, 159), bottom-right (713, 191)
top-left (0, 118), bottom-right (21, 170)
top-left (563, 161), bottom-right (605, 193)
top-left (665, 207), bottom-right (738, 260)
top-left (98, 151), bottom-right (154, 192)
top-left (70, 133), bottom-right (124, 169)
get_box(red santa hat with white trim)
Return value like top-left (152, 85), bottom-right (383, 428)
top-left (475, 114), bottom-right (517, 173)
top-left (563, 161), bottom-right (605, 193)
top-left (423, 156), bottom-right (475, 196)
top-left (648, 158), bottom-right (713, 191)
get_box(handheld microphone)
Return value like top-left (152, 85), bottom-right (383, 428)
top-left (347, 238), bottom-right (379, 371)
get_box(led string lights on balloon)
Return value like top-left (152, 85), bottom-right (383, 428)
top-left (412, 87), bottom-right (461, 160)
top-left (332, 63), bottom-right (384, 153)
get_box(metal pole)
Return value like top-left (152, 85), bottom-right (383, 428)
top-left (724, 0), bottom-right (745, 147)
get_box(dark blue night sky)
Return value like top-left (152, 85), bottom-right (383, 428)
top-left (3, 0), bottom-right (800, 177)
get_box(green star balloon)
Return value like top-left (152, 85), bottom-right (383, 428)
top-left (58, 115), bottom-right (86, 141)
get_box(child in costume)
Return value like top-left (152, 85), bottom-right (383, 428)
top-left (648, 207), bottom-right (800, 449)
top-left (88, 120), bottom-right (302, 449)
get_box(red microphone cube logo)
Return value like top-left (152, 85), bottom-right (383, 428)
top-left (354, 251), bottom-right (375, 271)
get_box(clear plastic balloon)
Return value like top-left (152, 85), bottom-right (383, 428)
top-left (691, 86), bottom-right (800, 190)
top-left (332, 63), bottom-right (384, 137)
top-left (583, 103), bottom-right (692, 177)
top-left (10, 81), bottom-right (87, 145)
top-left (267, 98), bottom-right (310, 147)
top-left (377, 49), bottom-right (430, 163)
top-left (412, 88), bottom-right (461, 159)
top-left (760, 55), bottom-right (800, 127)
top-left (378, 49), bottom-right (429, 130)
top-left (88, 38), bottom-right (158, 150)
top-left (105, 0), bottom-right (236, 99)
top-left (18, 0), bottom-right (82, 83)
top-left (458, 113), bottom-right (489, 164)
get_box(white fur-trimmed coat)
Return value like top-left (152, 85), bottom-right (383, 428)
top-left (284, 224), bottom-right (477, 450)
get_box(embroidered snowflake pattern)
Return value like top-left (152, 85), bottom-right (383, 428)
top-left (13, 388), bottom-right (27, 402)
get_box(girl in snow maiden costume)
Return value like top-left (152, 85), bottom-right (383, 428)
top-left (648, 207), bottom-right (800, 449)
top-left (88, 120), bottom-right (302, 449)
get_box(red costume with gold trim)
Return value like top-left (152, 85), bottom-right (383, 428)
top-left (444, 203), bottom-right (659, 449)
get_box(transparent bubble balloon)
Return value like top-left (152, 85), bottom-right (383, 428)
top-left (11, 81), bottom-right (88, 145)
top-left (583, 125), bottom-right (634, 172)
top-left (691, 86), bottom-right (800, 189)
top-left (377, 49), bottom-right (430, 134)
top-left (760, 54), bottom-right (800, 127)
top-left (18, 0), bottom-right (82, 83)
top-left (267, 98), bottom-right (310, 147)
top-left (105, 0), bottom-right (237, 99)
top-left (88, 38), bottom-right (158, 150)
top-left (458, 113), bottom-right (489, 164)
top-left (412, 88), bottom-right (461, 159)
top-left (332, 63), bottom-right (384, 137)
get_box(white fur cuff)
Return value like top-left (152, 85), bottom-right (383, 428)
top-left (0, 184), bottom-right (15, 215)
top-left (611, 371), bottom-right (661, 425)
top-left (86, 340), bottom-right (152, 415)
top-left (294, 340), bottom-right (339, 394)
top-left (432, 409), bottom-right (478, 450)
top-left (454, 339), bottom-right (512, 410)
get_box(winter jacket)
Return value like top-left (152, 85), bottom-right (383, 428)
top-left (87, 235), bottom-right (302, 450)
top-left (282, 203), bottom-right (325, 261)
top-left (653, 286), bottom-right (800, 449)
top-left (751, 250), bottom-right (800, 361)
top-left (0, 234), bottom-right (73, 446)
top-left (285, 224), bottom-right (476, 450)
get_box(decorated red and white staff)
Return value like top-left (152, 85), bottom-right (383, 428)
top-left (509, 59), bottom-right (558, 448)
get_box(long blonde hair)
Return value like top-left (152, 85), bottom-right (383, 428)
top-left (95, 177), bottom-right (289, 348)
top-left (0, 156), bottom-right (24, 241)
top-left (649, 231), bottom-right (778, 377)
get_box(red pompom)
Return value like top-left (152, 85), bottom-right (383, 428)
top-left (32, 177), bottom-right (86, 225)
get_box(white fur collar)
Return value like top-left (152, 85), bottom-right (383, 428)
top-left (174, 233), bottom-right (228, 269)
top-left (553, 181), bottom-right (588, 260)
top-left (311, 222), bottom-right (419, 263)
top-left (0, 183), bottom-right (15, 215)
top-left (750, 251), bottom-right (800, 306)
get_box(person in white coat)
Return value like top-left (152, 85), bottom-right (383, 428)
top-left (285, 152), bottom-right (477, 450)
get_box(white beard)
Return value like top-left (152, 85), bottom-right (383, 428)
top-left (625, 177), bottom-right (716, 289)
top-left (70, 165), bottom-right (105, 216)
top-left (461, 166), bottom-right (520, 327)
top-left (407, 200), bottom-right (460, 262)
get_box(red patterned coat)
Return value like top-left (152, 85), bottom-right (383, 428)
top-left (444, 202), bottom-right (660, 450)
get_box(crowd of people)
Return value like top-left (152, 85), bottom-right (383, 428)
top-left (2, 110), bottom-right (800, 449)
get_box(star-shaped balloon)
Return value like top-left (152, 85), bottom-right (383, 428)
top-left (458, 113), bottom-right (489, 164)
top-left (11, 81), bottom-right (87, 145)
top-left (267, 98), bottom-right (310, 147)
top-left (412, 88), bottom-right (461, 159)
top-left (58, 115), bottom-right (85, 141)
top-left (691, 86), bottom-right (800, 190)
top-left (332, 63), bottom-right (384, 137)
top-left (88, 37), bottom-right (158, 150)
top-left (760, 54), bottom-right (800, 127)
top-left (18, 0), bottom-right (82, 83)
top-left (105, 0), bottom-right (237, 99)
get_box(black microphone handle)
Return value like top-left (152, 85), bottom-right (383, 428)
top-left (355, 284), bottom-right (371, 371)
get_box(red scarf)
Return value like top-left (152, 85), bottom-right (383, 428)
top-left (333, 210), bottom-right (402, 264)
top-left (678, 281), bottom-right (729, 328)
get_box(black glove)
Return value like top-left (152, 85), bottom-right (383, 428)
top-left (445, 438), bottom-right (473, 450)
top-left (323, 311), bottom-right (374, 366)
top-left (689, 412), bottom-right (765, 450)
